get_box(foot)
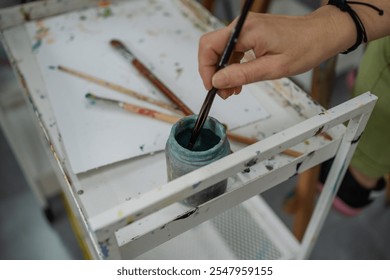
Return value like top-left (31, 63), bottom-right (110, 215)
top-left (319, 159), bottom-right (385, 216)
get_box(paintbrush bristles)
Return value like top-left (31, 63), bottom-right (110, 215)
top-left (85, 92), bottom-right (94, 99)
top-left (110, 39), bottom-right (124, 48)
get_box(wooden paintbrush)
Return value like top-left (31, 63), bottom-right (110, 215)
top-left (85, 92), bottom-right (180, 124)
top-left (85, 92), bottom-right (302, 157)
top-left (58, 65), bottom-right (183, 115)
top-left (110, 39), bottom-right (193, 116)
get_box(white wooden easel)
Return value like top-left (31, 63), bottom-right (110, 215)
top-left (0, 0), bottom-right (377, 259)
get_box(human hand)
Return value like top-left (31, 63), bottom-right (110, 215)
top-left (198, 7), bottom-right (356, 99)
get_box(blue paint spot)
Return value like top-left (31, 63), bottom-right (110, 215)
top-left (99, 243), bottom-right (109, 259)
top-left (192, 181), bottom-right (201, 188)
top-left (32, 40), bottom-right (42, 52)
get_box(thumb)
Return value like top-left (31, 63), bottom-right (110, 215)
top-left (212, 56), bottom-right (285, 88)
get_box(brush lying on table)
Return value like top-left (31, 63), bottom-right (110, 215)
top-left (58, 65), bottom-right (183, 115)
top-left (57, 63), bottom-right (279, 148)
top-left (85, 92), bottom-right (303, 158)
top-left (85, 92), bottom-right (180, 124)
top-left (110, 39), bottom-right (193, 116)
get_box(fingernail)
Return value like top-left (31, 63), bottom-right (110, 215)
top-left (212, 71), bottom-right (229, 88)
top-left (218, 91), bottom-right (228, 100)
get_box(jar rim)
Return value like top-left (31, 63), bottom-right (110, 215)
top-left (168, 115), bottom-right (228, 161)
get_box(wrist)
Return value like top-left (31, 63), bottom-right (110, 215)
top-left (310, 1), bottom-right (389, 56)
top-left (309, 5), bottom-right (357, 57)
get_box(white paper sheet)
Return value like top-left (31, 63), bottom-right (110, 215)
top-left (25, 0), bottom-right (269, 174)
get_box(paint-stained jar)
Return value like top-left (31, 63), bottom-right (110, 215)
top-left (165, 115), bottom-right (231, 206)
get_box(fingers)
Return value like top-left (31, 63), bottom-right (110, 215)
top-left (212, 55), bottom-right (291, 89)
top-left (198, 28), bottom-right (232, 90)
top-left (218, 86), bottom-right (242, 100)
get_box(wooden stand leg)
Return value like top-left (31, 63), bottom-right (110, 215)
top-left (292, 166), bottom-right (320, 241)
top-left (310, 56), bottom-right (338, 109)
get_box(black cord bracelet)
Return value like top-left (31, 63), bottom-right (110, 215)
top-left (328, 0), bottom-right (384, 54)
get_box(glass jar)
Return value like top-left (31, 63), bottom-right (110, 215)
top-left (165, 115), bottom-right (231, 206)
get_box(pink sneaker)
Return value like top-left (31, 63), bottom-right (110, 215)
top-left (318, 159), bottom-right (385, 217)
top-left (346, 68), bottom-right (357, 91)
top-left (317, 182), bottom-right (363, 217)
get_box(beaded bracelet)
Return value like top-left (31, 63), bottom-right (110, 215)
top-left (328, 0), bottom-right (384, 54)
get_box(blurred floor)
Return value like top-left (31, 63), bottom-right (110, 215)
top-left (0, 104), bottom-right (84, 259)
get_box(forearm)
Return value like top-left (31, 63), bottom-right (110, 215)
top-left (310, 1), bottom-right (390, 58)
top-left (348, 0), bottom-right (390, 40)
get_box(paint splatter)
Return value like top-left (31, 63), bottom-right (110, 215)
top-left (245, 157), bottom-right (258, 168)
top-left (139, 144), bottom-right (145, 151)
top-left (32, 40), bottom-right (42, 51)
top-left (32, 21), bottom-right (52, 51)
top-left (48, 65), bottom-right (56, 70)
top-left (79, 15), bottom-right (87, 20)
top-left (99, 241), bottom-right (109, 259)
top-left (175, 67), bottom-right (183, 78)
top-left (86, 92), bottom-right (97, 105)
top-left (20, 6), bottom-right (31, 21)
top-left (98, 7), bottom-right (113, 18)
top-left (265, 164), bottom-right (274, 171)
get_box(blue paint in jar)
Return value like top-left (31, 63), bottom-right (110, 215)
top-left (165, 115), bottom-right (231, 206)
